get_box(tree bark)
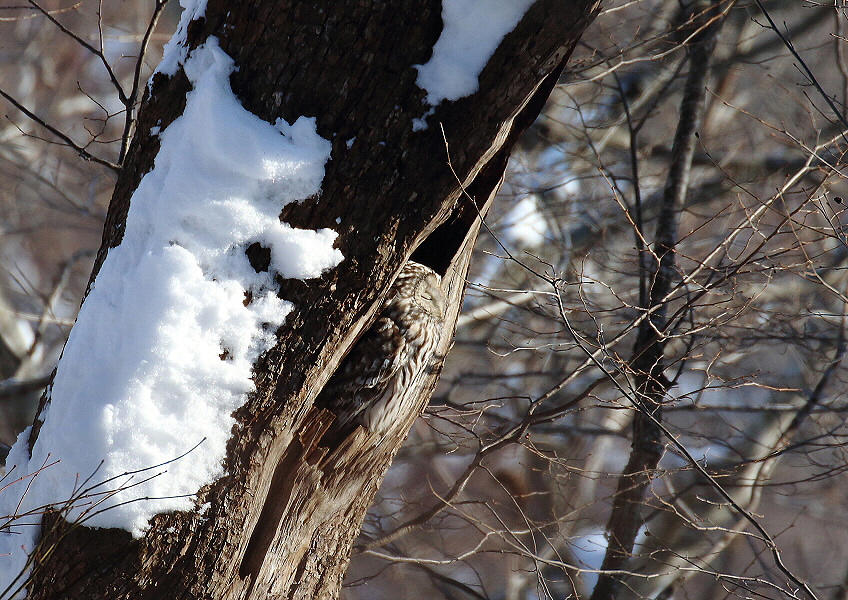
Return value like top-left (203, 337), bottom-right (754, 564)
top-left (24, 2), bottom-right (598, 599)
top-left (590, 2), bottom-right (725, 598)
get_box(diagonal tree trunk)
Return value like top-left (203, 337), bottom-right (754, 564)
top-left (15, 2), bottom-right (599, 599)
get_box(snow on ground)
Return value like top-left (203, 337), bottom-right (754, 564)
top-left (413, 0), bottom-right (536, 129)
top-left (571, 530), bottom-right (607, 593)
top-left (0, 32), bottom-right (341, 594)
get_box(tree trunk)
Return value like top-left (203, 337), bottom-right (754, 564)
top-left (23, 2), bottom-right (598, 598)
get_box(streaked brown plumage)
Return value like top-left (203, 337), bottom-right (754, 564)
top-left (316, 261), bottom-right (445, 445)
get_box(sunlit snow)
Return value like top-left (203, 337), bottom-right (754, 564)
top-left (0, 35), bottom-right (341, 593)
top-left (413, 0), bottom-right (535, 129)
top-left (157, 0), bottom-right (208, 77)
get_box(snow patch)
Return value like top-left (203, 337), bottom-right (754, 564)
top-left (414, 0), bottom-right (535, 128)
top-left (157, 0), bottom-right (209, 77)
top-left (502, 194), bottom-right (548, 248)
top-left (0, 38), bottom-right (340, 593)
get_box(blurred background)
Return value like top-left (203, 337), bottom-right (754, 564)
top-left (1, 1), bottom-right (846, 599)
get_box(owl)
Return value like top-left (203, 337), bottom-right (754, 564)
top-left (316, 261), bottom-right (446, 445)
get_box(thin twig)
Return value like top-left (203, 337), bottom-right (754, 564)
top-left (752, 0), bottom-right (848, 140)
top-left (26, 0), bottom-right (128, 105)
top-left (0, 87), bottom-right (120, 172)
top-left (120, 0), bottom-right (171, 163)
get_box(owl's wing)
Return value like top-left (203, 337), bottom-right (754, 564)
top-left (347, 316), bottom-right (407, 392)
top-left (315, 261), bottom-right (443, 446)
top-left (314, 315), bottom-right (406, 412)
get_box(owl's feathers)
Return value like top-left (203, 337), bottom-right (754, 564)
top-left (316, 261), bottom-right (445, 445)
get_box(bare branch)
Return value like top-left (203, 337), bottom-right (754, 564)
top-left (26, 0), bottom-right (128, 106)
top-left (120, 0), bottom-right (171, 163)
top-left (0, 87), bottom-right (121, 172)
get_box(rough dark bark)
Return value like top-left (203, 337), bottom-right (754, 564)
top-left (24, 2), bottom-right (599, 599)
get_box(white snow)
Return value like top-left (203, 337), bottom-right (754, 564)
top-left (571, 530), bottom-right (607, 593)
top-left (0, 35), bottom-right (341, 594)
top-left (414, 0), bottom-right (535, 119)
top-left (501, 194), bottom-right (548, 247)
top-left (157, 0), bottom-right (208, 77)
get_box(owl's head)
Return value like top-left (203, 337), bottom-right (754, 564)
top-left (391, 262), bottom-right (445, 321)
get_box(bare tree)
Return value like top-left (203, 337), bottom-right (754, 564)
top-left (338, 2), bottom-right (848, 599)
top-left (0, 1), bottom-right (598, 598)
top-left (3, 1), bottom-right (848, 599)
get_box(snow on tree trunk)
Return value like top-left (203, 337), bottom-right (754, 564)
top-left (0, 1), bottom-right (599, 598)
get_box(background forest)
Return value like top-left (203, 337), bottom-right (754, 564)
top-left (1, 1), bottom-right (846, 599)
